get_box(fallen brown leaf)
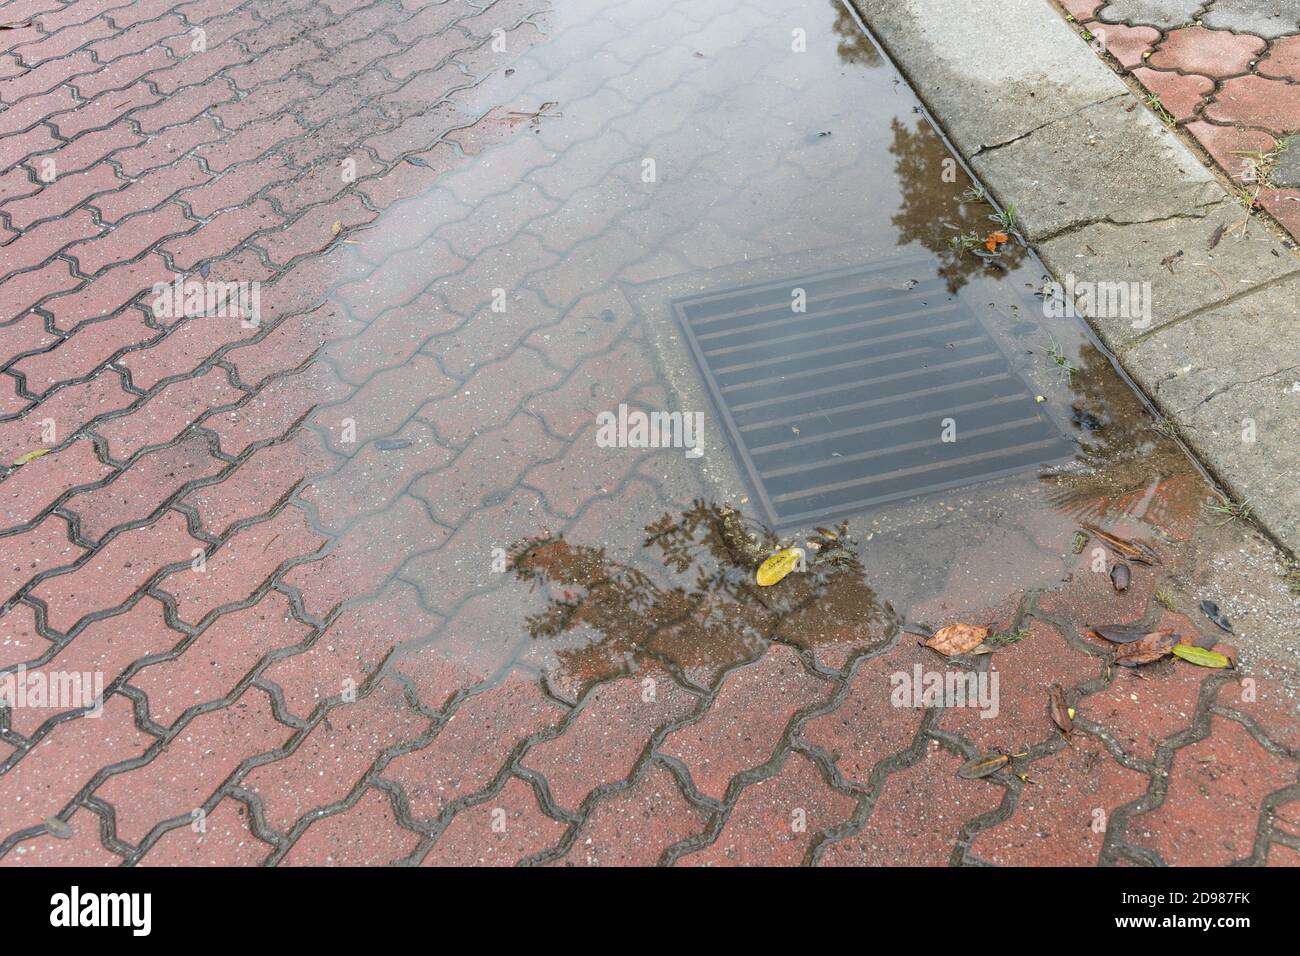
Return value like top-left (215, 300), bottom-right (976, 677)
top-left (925, 622), bottom-right (990, 656)
top-left (1114, 629), bottom-right (1176, 667)
top-left (1049, 683), bottom-right (1073, 734)
top-left (957, 753), bottom-right (1009, 779)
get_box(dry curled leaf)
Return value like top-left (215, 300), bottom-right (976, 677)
top-left (331, 219), bottom-right (342, 237)
top-left (1049, 683), bottom-right (1073, 734)
top-left (1089, 623), bottom-right (1151, 644)
top-left (925, 622), bottom-right (989, 656)
top-left (958, 753), bottom-right (1009, 779)
top-left (1114, 629), bottom-right (1176, 667)
top-left (1081, 523), bottom-right (1160, 565)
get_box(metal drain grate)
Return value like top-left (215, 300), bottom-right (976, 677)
top-left (673, 260), bottom-right (1074, 528)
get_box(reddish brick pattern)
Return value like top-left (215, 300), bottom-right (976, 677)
top-left (0, 0), bottom-right (1295, 869)
top-left (1061, 5), bottom-right (1300, 244)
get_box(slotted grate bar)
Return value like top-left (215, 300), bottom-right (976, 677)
top-left (673, 260), bottom-right (1073, 527)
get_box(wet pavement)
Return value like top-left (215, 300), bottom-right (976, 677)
top-left (0, 0), bottom-right (1297, 866)
top-left (1060, 0), bottom-right (1300, 240)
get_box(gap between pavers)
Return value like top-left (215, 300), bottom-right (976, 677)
top-left (849, 0), bottom-right (1300, 555)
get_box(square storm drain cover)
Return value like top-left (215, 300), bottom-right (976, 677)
top-left (673, 260), bottom-right (1074, 528)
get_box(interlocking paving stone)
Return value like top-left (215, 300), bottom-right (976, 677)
top-left (0, 0), bottom-right (1295, 870)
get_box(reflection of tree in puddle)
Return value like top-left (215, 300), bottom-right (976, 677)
top-left (510, 502), bottom-right (896, 693)
top-left (830, 0), bottom-right (881, 68)
top-left (887, 117), bottom-right (1027, 294)
top-left (1042, 342), bottom-right (1204, 529)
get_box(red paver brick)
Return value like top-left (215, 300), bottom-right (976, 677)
top-left (300, 426), bottom-right (451, 533)
top-left (0, 50), bottom-right (95, 102)
top-left (0, 694), bottom-right (151, 834)
top-left (93, 686), bottom-right (294, 846)
top-left (183, 154), bottom-right (294, 219)
top-left (0, 207), bottom-right (100, 281)
top-left (0, 88), bottom-right (77, 139)
top-left (0, 438), bottom-right (113, 528)
top-left (941, 619), bottom-right (1102, 754)
top-left (521, 667), bottom-right (697, 813)
top-left (226, 301), bottom-right (362, 388)
top-left (114, 117), bottom-right (223, 176)
top-left (0, 512), bottom-right (83, 605)
top-left (315, 352), bottom-right (456, 454)
top-left (206, 362), bottom-right (351, 457)
top-left (422, 775), bottom-right (566, 865)
top-left (243, 679), bottom-right (427, 832)
top-left (86, 12), bottom-right (184, 62)
top-left (164, 198), bottom-right (278, 270)
top-left (71, 46), bottom-right (176, 99)
top-left (3, 261), bottom-right (81, 326)
top-left (65, 433), bottom-right (226, 542)
top-left (120, 314), bottom-right (257, 390)
top-left (661, 645), bottom-right (831, 801)
top-left (1130, 716), bottom-right (1296, 865)
top-left (0, 371), bottom-right (133, 464)
top-left (1132, 67), bottom-right (1213, 122)
top-left (1216, 674), bottom-right (1300, 752)
top-left (820, 742), bottom-right (1004, 866)
top-left (281, 495), bottom-right (445, 619)
top-left (969, 736), bottom-right (1149, 865)
top-left (257, 195), bottom-right (376, 267)
top-left (1184, 119), bottom-right (1278, 183)
top-left (51, 83), bottom-right (159, 140)
top-left (183, 428), bottom-right (330, 537)
top-left (211, 75), bottom-right (315, 130)
top-left (386, 668), bottom-right (567, 819)
top-left (133, 77), bottom-right (235, 134)
top-left (0, 807), bottom-right (120, 866)
top-left (157, 503), bottom-right (327, 626)
top-left (95, 366), bottom-right (243, 460)
top-left (149, 40), bottom-right (252, 95)
top-left (194, 114), bottom-right (305, 174)
top-left (1148, 26), bottom-right (1267, 77)
top-left (0, 601), bottom-right (46, 671)
top-left (0, 126), bottom-right (61, 173)
top-left (557, 764), bottom-right (707, 866)
top-left (91, 158), bottom-right (207, 225)
top-left (4, 164), bottom-right (123, 230)
top-left (5, 596), bottom-right (182, 739)
top-left (29, 125), bottom-right (141, 178)
top-left (680, 750), bottom-right (855, 866)
top-left (282, 786), bottom-right (420, 864)
top-left (29, 509), bottom-right (202, 633)
top-left (801, 642), bottom-right (933, 787)
top-left (422, 416), bottom-right (560, 526)
top-left (136, 796), bottom-right (271, 865)
top-left (44, 255), bottom-right (172, 333)
top-left (1258, 35), bottom-right (1300, 81)
top-left (1206, 74), bottom-right (1300, 134)
top-left (1093, 22), bottom-right (1161, 69)
top-left (1259, 187), bottom-right (1300, 237)
top-left (67, 203), bottom-right (195, 276)
top-left (0, 309), bottom-right (60, 360)
top-left (134, 590), bottom-right (311, 727)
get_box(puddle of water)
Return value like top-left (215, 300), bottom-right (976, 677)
top-left (310, 0), bottom-right (1234, 691)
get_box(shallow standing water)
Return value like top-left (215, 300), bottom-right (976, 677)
top-left (3, 0), bottom-right (1296, 868)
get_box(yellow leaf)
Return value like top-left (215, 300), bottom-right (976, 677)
top-left (11, 448), bottom-right (50, 466)
top-left (331, 219), bottom-right (342, 236)
top-left (756, 547), bottom-right (803, 587)
top-left (1171, 643), bottom-right (1231, 669)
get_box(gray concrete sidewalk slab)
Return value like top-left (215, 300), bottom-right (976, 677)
top-left (850, 0), bottom-right (1300, 556)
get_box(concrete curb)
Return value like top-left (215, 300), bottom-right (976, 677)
top-left (849, 0), bottom-right (1300, 555)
